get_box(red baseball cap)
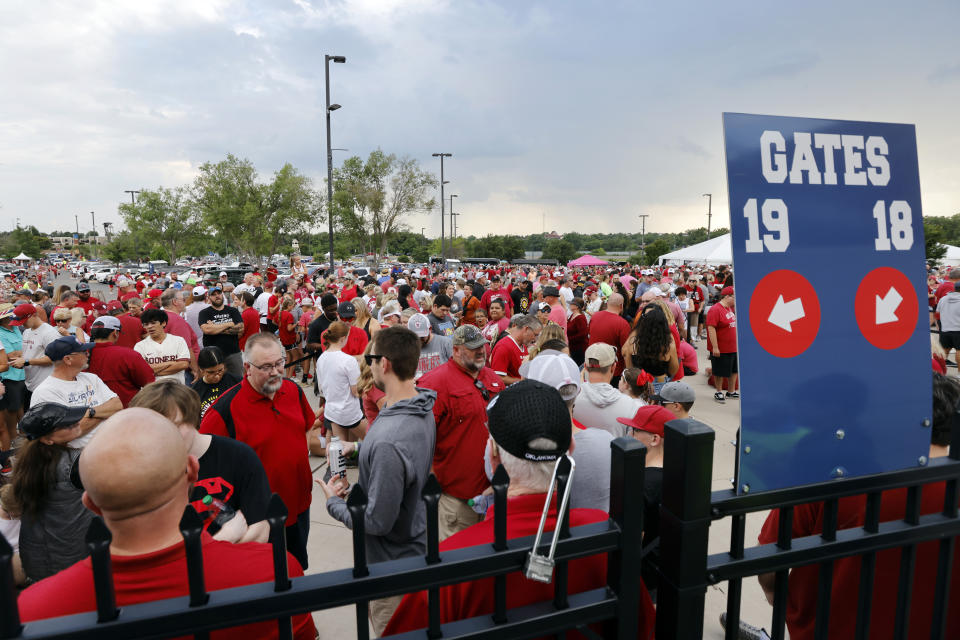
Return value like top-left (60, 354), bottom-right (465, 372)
top-left (616, 405), bottom-right (675, 437)
top-left (10, 303), bottom-right (37, 326)
top-left (721, 286), bottom-right (734, 297)
top-left (120, 292), bottom-right (141, 302)
top-left (105, 300), bottom-right (123, 312)
top-left (147, 289), bottom-right (163, 299)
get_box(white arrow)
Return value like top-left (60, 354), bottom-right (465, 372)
top-left (876, 286), bottom-right (903, 325)
top-left (768, 295), bottom-right (805, 332)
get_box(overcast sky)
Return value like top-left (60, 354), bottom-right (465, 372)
top-left (2, 0), bottom-right (958, 240)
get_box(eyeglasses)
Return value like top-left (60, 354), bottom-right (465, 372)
top-left (363, 354), bottom-right (385, 366)
top-left (474, 379), bottom-right (490, 401)
top-left (248, 358), bottom-right (286, 372)
top-left (55, 318), bottom-right (71, 323)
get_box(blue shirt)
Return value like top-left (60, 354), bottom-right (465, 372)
top-left (0, 326), bottom-right (25, 381)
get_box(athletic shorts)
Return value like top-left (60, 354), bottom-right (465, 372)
top-left (282, 343), bottom-right (296, 351)
top-left (0, 379), bottom-right (26, 412)
top-left (324, 417), bottom-right (363, 430)
top-left (710, 352), bottom-right (738, 378)
top-left (939, 331), bottom-right (960, 351)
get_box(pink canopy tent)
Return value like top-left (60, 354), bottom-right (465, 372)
top-left (567, 254), bottom-right (609, 267)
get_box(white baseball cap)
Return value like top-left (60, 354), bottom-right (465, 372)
top-left (522, 353), bottom-right (581, 401)
top-left (407, 313), bottom-right (431, 338)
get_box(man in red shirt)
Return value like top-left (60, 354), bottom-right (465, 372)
top-left (235, 291), bottom-right (261, 351)
top-left (200, 333), bottom-right (319, 569)
top-left (934, 268), bottom-right (960, 306)
top-left (116, 293), bottom-right (145, 349)
top-left (48, 290), bottom-right (79, 326)
top-left (419, 324), bottom-right (504, 539)
top-left (586, 293), bottom-right (631, 380)
top-left (490, 314), bottom-right (541, 386)
top-left (383, 380), bottom-right (656, 638)
top-left (87, 316), bottom-right (156, 406)
top-left (480, 275), bottom-right (513, 316)
top-left (16, 407), bottom-right (316, 640)
top-left (754, 373), bottom-right (960, 640)
top-left (706, 286), bottom-right (737, 403)
top-left (74, 281), bottom-right (98, 316)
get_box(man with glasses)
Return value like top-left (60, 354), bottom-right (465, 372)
top-left (490, 314), bottom-right (541, 386)
top-left (200, 333), bottom-right (319, 570)
top-left (319, 326), bottom-right (437, 635)
top-left (198, 287), bottom-right (244, 378)
top-left (419, 324), bottom-right (503, 540)
top-left (30, 336), bottom-right (123, 449)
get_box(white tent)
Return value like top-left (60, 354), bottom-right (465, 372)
top-left (941, 244), bottom-right (960, 267)
top-left (13, 253), bottom-right (32, 262)
top-left (657, 234), bottom-right (732, 266)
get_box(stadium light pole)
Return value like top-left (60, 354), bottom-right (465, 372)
top-left (432, 153), bottom-right (452, 257)
top-left (703, 193), bottom-right (712, 235)
top-left (449, 194), bottom-right (458, 247)
top-left (638, 213), bottom-right (650, 261)
top-left (325, 54), bottom-right (346, 272)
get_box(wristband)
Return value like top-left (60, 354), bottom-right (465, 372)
top-left (351, 440), bottom-right (362, 458)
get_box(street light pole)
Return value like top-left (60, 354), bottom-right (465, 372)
top-left (325, 54), bottom-right (346, 273)
top-left (449, 194), bottom-right (458, 247)
top-left (702, 193), bottom-right (712, 235)
top-left (432, 153), bottom-right (452, 258)
top-left (638, 214), bottom-right (650, 262)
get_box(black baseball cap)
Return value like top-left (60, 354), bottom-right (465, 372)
top-left (19, 403), bottom-right (88, 441)
top-left (45, 336), bottom-right (95, 361)
top-left (337, 301), bottom-right (356, 318)
top-left (488, 379), bottom-right (571, 463)
top-left (76, 282), bottom-right (90, 292)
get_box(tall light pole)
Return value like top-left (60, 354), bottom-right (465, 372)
top-left (702, 193), bottom-right (712, 235)
top-left (638, 214), bottom-right (650, 262)
top-left (124, 189), bottom-right (140, 204)
top-left (91, 211), bottom-right (96, 258)
top-left (449, 194), bottom-right (458, 247)
top-left (325, 54), bottom-right (346, 272)
top-left (452, 212), bottom-right (461, 238)
top-left (432, 153), bottom-right (452, 257)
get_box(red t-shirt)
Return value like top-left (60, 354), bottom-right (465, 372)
top-left (17, 534), bottom-right (316, 639)
top-left (490, 335), bottom-right (526, 380)
top-left (383, 494), bottom-right (656, 638)
top-left (935, 280), bottom-right (955, 305)
top-left (340, 285), bottom-right (358, 301)
top-left (362, 385), bottom-right (386, 424)
top-left (344, 325), bottom-right (369, 356)
top-left (278, 310), bottom-right (297, 346)
top-left (759, 484), bottom-right (960, 640)
top-left (87, 342), bottom-right (157, 407)
top-left (586, 310), bottom-right (632, 376)
top-left (480, 288), bottom-right (513, 316)
top-left (267, 294), bottom-right (280, 325)
top-left (706, 303), bottom-right (737, 353)
top-left (116, 313), bottom-right (144, 349)
top-left (239, 307), bottom-right (261, 351)
top-left (200, 379), bottom-right (316, 525)
top-left (418, 361), bottom-right (503, 500)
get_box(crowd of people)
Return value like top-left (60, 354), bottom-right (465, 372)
top-left (0, 255), bottom-right (957, 638)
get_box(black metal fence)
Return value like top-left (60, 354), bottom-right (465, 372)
top-left (656, 418), bottom-right (960, 640)
top-left (0, 439), bottom-right (649, 640)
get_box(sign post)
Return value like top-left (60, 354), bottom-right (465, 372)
top-left (724, 113), bottom-right (931, 493)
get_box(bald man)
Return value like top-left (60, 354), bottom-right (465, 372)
top-left (586, 293), bottom-right (632, 381)
top-left (16, 408), bottom-right (316, 639)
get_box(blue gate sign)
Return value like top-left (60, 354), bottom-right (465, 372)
top-left (723, 113), bottom-right (931, 493)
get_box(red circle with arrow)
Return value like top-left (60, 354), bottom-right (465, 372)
top-left (749, 269), bottom-right (821, 358)
top-left (854, 267), bottom-right (919, 350)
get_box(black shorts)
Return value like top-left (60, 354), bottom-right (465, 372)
top-left (0, 379), bottom-right (26, 412)
top-left (324, 417), bottom-right (363, 430)
top-left (710, 352), bottom-right (738, 378)
top-left (282, 343), bottom-right (296, 351)
top-left (940, 331), bottom-right (960, 351)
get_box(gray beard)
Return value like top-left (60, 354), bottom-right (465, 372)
top-left (262, 376), bottom-right (283, 395)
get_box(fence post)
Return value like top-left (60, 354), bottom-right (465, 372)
top-left (421, 474), bottom-right (443, 640)
top-left (266, 494), bottom-right (293, 640)
top-left (348, 485), bottom-right (371, 640)
top-left (603, 437), bottom-right (646, 639)
top-left (0, 534), bottom-right (21, 639)
top-left (86, 516), bottom-right (119, 624)
top-left (656, 418), bottom-right (715, 640)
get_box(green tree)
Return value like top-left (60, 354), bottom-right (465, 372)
top-left (642, 238), bottom-right (672, 265)
top-left (192, 154), bottom-right (322, 266)
top-left (501, 236), bottom-right (526, 261)
top-left (924, 216), bottom-right (948, 264)
top-left (4, 226), bottom-right (40, 258)
top-left (542, 238), bottom-right (576, 264)
top-left (119, 186), bottom-right (200, 264)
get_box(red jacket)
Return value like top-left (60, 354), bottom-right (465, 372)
top-left (87, 342), bottom-right (156, 407)
top-left (586, 310), bottom-right (631, 376)
top-left (418, 360), bottom-right (503, 499)
top-left (384, 493), bottom-right (655, 638)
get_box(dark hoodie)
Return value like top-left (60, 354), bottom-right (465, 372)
top-left (326, 389), bottom-right (437, 564)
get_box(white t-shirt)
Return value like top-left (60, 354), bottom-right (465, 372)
top-left (316, 349), bottom-right (363, 425)
top-left (21, 322), bottom-right (60, 391)
top-left (134, 334), bottom-right (190, 384)
top-left (253, 291), bottom-right (271, 325)
top-left (30, 372), bottom-right (119, 448)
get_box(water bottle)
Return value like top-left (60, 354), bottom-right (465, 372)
top-left (467, 493), bottom-right (494, 517)
top-left (329, 436), bottom-right (346, 479)
top-left (201, 494), bottom-right (236, 535)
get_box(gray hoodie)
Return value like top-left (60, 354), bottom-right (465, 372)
top-left (327, 389), bottom-right (437, 564)
top-left (938, 291), bottom-right (960, 332)
top-left (572, 382), bottom-right (642, 438)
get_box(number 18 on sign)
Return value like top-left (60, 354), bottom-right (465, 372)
top-left (723, 113), bottom-right (931, 493)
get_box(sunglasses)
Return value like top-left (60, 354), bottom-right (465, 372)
top-left (364, 354), bottom-right (385, 366)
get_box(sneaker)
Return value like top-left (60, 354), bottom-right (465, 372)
top-left (714, 391), bottom-right (726, 403)
top-left (719, 613), bottom-right (771, 640)
top-left (301, 374), bottom-right (308, 384)
top-left (726, 391), bottom-right (740, 399)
